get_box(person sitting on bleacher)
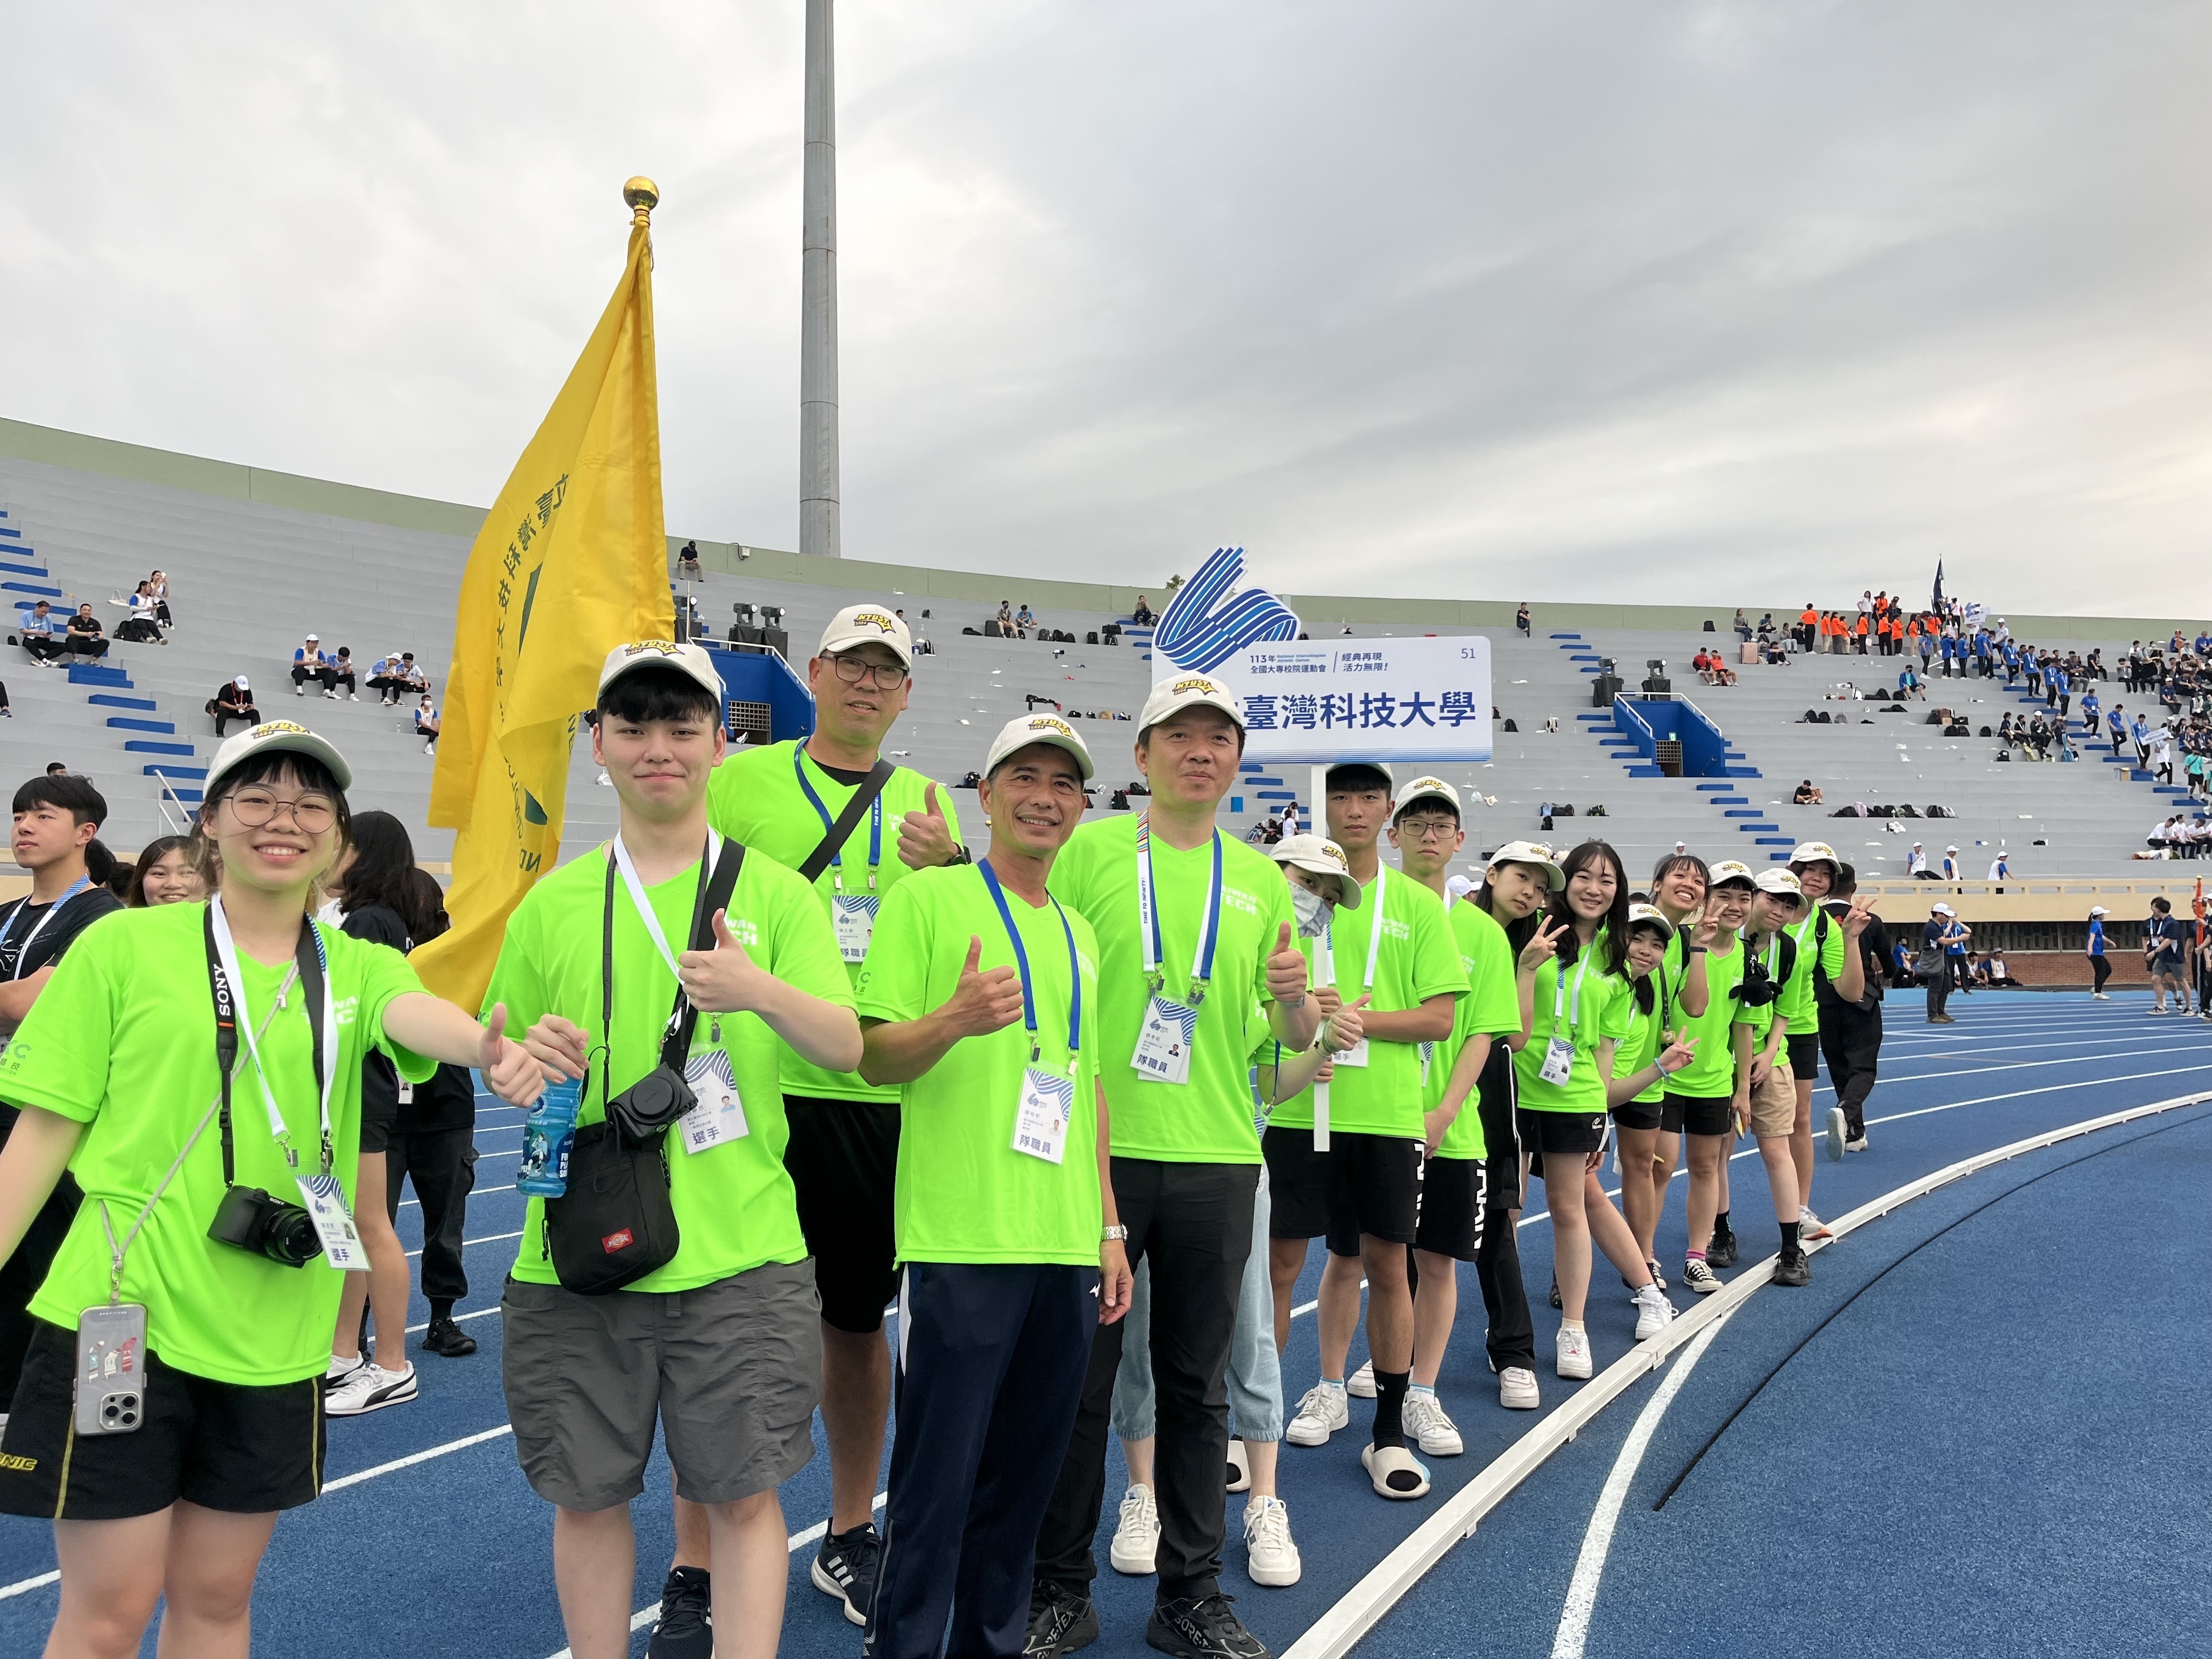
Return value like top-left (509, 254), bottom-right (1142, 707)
top-left (325, 646), bottom-right (360, 701)
top-left (64, 603), bottom-right (109, 659)
top-left (399, 652), bottom-right (430, 699)
top-left (368, 650), bottom-right (409, 704)
top-left (114, 582), bottom-right (165, 644)
top-left (148, 569), bottom-right (173, 625)
top-left (292, 633), bottom-right (337, 695)
top-left (17, 600), bottom-right (67, 665)
top-left (415, 692), bottom-right (441, 754)
top-left (206, 675), bottom-right (259, 737)
top-left (1132, 595), bottom-right (1156, 627)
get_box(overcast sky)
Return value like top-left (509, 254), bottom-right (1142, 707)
top-left (3, 2), bottom-right (2206, 614)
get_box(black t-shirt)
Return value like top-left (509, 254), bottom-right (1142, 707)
top-left (0, 883), bottom-right (123, 1136)
top-left (811, 758), bottom-right (873, 788)
top-left (336, 901), bottom-right (476, 1133)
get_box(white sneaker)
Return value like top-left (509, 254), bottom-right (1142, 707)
top-left (1108, 1483), bottom-right (1159, 1575)
top-left (1286, 1381), bottom-right (1349, 1446)
top-left (324, 689), bottom-right (341, 699)
top-left (1846, 1135), bottom-right (1870, 1153)
top-left (1226, 1437), bottom-right (1251, 1493)
top-left (1498, 1366), bottom-right (1541, 1410)
top-left (1800, 1207), bottom-right (1833, 1242)
top-left (2093, 991), bottom-right (2112, 1000)
top-left (324, 1359), bottom-right (417, 1417)
top-left (1401, 1392), bottom-right (1464, 1456)
top-left (295, 685), bottom-right (306, 696)
top-left (1244, 1496), bottom-right (1301, 1587)
top-left (1556, 1326), bottom-right (1593, 1380)
top-left (424, 741), bottom-right (436, 754)
top-left (321, 1352), bottom-right (366, 1393)
top-left (1826, 1107), bottom-right (1848, 1162)
top-left (1632, 1283), bottom-right (1677, 1340)
top-left (1346, 1359), bottom-right (1376, 1398)
top-left (349, 692), bottom-right (361, 702)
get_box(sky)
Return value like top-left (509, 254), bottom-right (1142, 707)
top-left (2, 2), bottom-right (2207, 614)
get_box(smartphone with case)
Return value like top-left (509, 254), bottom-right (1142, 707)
top-left (74, 1303), bottom-right (149, 1436)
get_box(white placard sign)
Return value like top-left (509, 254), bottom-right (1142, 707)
top-left (1197, 636), bottom-right (1494, 765)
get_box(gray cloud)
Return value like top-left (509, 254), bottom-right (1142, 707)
top-left (2, 1), bottom-right (2206, 614)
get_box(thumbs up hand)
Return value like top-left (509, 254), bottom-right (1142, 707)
top-left (1265, 920), bottom-right (1310, 1003)
top-left (941, 934), bottom-right (1026, 1038)
top-left (899, 781), bottom-right (961, 870)
top-left (679, 909), bottom-right (771, 1014)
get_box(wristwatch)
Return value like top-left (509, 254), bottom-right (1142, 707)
top-left (1102, 1225), bottom-right (1130, 1243)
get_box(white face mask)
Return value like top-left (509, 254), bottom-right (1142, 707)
top-left (1290, 881), bottom-right (1334, 939)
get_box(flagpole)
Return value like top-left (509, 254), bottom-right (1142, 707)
top-left (800, 0), bottom-right (841, 559)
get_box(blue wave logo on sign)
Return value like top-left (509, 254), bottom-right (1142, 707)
top-left (1154, 548), bottom-right (1301, 674)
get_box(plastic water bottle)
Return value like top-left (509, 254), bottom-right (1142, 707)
top-left (517, 1076), bottom-right (582, 1198)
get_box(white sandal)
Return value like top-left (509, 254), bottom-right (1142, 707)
top-left (1361, 1442), bottom-right (1431, 1500)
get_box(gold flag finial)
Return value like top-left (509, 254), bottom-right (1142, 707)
top-left (623, 176), bottom-right (659, 225)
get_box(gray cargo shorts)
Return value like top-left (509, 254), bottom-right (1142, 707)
top-left (500, 1258), bottom-right (821, 1511)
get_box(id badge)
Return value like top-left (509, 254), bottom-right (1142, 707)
top-left (1334, 1036), bottom-right (1370, 1068)
top-left (397, 1080), bottom-right (414, 1105)
top-left (293, 1173), bottom-right (367, 1271)
top-left (678, 1048), bottom-right (750, 1154)
top-left (1131, 996), bottom-right (1198, 1085)
top-left (74, 1302), bottom-right (148, 1436)
top-left (1538, 1034), bottom-right (1576, 1087)
top-left (833, 894), bottom-right (879, 964)
top-left (1014, 1065), bottom-right (1075, 1164)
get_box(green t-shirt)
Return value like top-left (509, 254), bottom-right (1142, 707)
top-left (486, 840), bottom-right (852, 1292)
top-left (1737, 931), bottom-right (1790, 1046)
top-left (1778, 911), bottom-right (1844, 1035)
top-left (1047, 816), bottom-right (1295, 1164)
top-left (855, 864), bottom-right (1102, 1266)
top-left (706, 739), bottom-right (962, 1104)
top-left (0, 904), bottom-right (431, 1386)
top-left (1268, 867), bottom-right (1467, 1139)
top-left (1511, 947), bottom-right (1632, 1114)
top-left (1667, 938), bottom-right (1752, 1098)
top-left (1428, 900), bottom-right (1520, 1159)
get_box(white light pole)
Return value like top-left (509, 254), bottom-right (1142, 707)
top-left (801, 0), bottom-right (840, 558)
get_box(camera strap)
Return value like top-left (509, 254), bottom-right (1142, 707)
top-left (205, 898), bottom-right (332, 1184)
top-left (601, 835), bottom-right (748, 1104)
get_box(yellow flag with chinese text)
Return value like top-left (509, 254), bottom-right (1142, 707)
top-left (412, 212), bottom-right (671, 1009)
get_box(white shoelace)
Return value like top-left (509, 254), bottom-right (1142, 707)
top-left (1246, 1498), bottom-right (1294, 1551)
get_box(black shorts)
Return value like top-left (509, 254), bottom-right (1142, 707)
top-left (1412, 1155), bottom-right (1487, 1261)
top-left (0, 1320), bottom-right (324, 1520)
top-left (782, 1094), bottom-right (900, 1334)
top-left (1514, 1107), bottom-right (1609, 1158)
top-left (1263, 1126), bottom-right (1419, 1252)
top-left (1786, 1033), bottom-right (1819, 1080)
top-left (1662, 1091), bottom-right (1734, 1138)
top-left (359, 1089), bottom-right (397, 1156)
top-left (1611, 1096), bottom-right (1665, 1133)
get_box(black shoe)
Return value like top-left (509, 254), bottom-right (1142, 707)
top-left (1025, 1582), bottom-right (1100, 1658)
top-left (811, 1521), bottom-right (883, 1627)
top-left (1707, 1231), bottom-right (1739, 1269)
top-left (647, 1566), bottom-right (712, 1659)
top-left (1548, 1272), bottom-right (1562, 1310)
top-left (421, 1316), bottom-right (477, 1357)
top-left (1773, 1249), bottom-right (1812, 1288)
top-left (1146, 1593), bottom-right (1269, 1659)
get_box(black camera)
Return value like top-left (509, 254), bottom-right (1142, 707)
top-left (1736, 958), bottom-right (1785, 1008)
top-left (207, 1184), bottom-right (321, 1268)
top-left (606, 1064), bottom-right (696, 1143)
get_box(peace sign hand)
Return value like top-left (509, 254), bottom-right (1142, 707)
top-left (1517, 917), bottom-right (1566, 973)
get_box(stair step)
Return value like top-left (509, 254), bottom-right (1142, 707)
top-left (160, 788), bottom-right (205, 804)
top-left (1754, 837), bottom-right (1796, 845)
top-left (1576, 713), bottom-right (1610, 722)
top-left (86, 694), bottom-right (157, 710)
top-left (1722, 809), bottom-right (1763, 818)
top-left (1548, 633), bottom-right (1582, 640)
top-left (1623, 765), bottom-right (1663, 777)
top-left (105, 716), bottom-right (177, 733)
top-left (122, 740), bottom-right (194, 755)
top-left (1695, 783), bottom-right (1733, 792)
top-left (1568, 653), bottom-right (1602, 662)
top-left (1722, 766), bottom-right (1763, 777)
top-left (65, 665), bottom-right (132, 687)
top-left (1, 582), bottom-right (62, 597)
top-left (143, 764), bottom-right (208, 780)
top-left (0, 562), bottom-right (48, 578)
top-left (1710, 795), bottom-right (1748, 804)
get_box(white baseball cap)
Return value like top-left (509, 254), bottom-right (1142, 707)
top-left (1328, 760), bottom-right (1396, 791)
top-left (1138, 673), bottom-right (1244, 735)
top-left (597, 639), bottom-right (726, 703)
top-left (1625, 901), bottom-right (1675, 940)
top-left (204, 719), bottom-right (353, 796)
top-left (818, 603), bottom-right (913, 667)
top-left (1932, 902), bottom-right (1955, 916)
top-left (1269, 833), bottom-right (1362, 910)
top-left (1487, 839), bottom-right (1566, 891)
top-left (2089, 905), bottom-right (2110, 917)
top-left (1392, 775), bottom-right (1459, 820)
top-left (304, 632), bottom-right (319, 641)
top-left (983, 712), bottom-right (1093, 781)
top-left (1946, 844), bottom-right (1959, 853)
top-left (1708, 860), bottom-right (1757, 889)
top-left (1788, 840), bottom-right (1841, 870)
top-left (1754, 867), bottom-right (1805, 899)
top-left (233, 675), bottom-right (249, 690)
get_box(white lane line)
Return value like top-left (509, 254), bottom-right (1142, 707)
top-left (322, 1424), bottom-right (516, 1493)
top-left (404, 1229), bottom-right (522, 1261)
top-left (543, 1493), bottom-right (890, 1659)
top-left (0, 1570), bottom-right (57, 1600)
top-left (1550, 1312), bottom-right (1731, 1659)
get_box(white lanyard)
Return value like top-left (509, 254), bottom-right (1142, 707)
top-left (1551, 950), bottom-right (1592, 1031)
top-left (1135, 814), bottom-right (1223, 999)
top-left (208, 895), bottom-right (335, 1165)
top-left (1359, 865), bottom-right (1385, 991)
top-left (611, 832), bottom-right (724, 983)
top-left (2, 876), bottom-right (92, 978)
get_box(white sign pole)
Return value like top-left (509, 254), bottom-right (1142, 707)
top-left (1310, 760), bottom-right (1330, 1152)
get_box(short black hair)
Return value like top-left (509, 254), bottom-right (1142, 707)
top-left (2151, 896), bottom-right (2171, 913)
top-left (596, 663), bottom-right (720, 726)
top-left (13, 774), bottom-right (108, 827)
top-left (1326, 764), bottom-right (1392, 795)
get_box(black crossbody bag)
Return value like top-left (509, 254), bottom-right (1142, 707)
top-left (545, 839), bottom-right (745, 1295)
top-left (798, 759), bottom-right (896, 883)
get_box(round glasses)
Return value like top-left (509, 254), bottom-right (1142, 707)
top-left (827, 652), bottom-right (909, 690)
top-left (222, 789), bottom-right (338, 834)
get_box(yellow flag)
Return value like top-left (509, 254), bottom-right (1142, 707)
top-left (413, 192), bottom-right (672, 1010)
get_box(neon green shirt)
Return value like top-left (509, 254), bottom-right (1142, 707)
top-left (1778, 910), bottom-right (1845, 1035)
top-left (1666, 938), bottom-right (1753, 1099)
top-left (1737, 931), bottom-right (1789, 1047)
top-left (1047, 816), bottom-right (1295, 1164)
top-left (1268, 867), bottom-right (1468, 1139)
top-left (1427, 900), bottom-right (1520, 1159)
top-left (706, 738), bottom-right (962, 1104)
top-left (855, 864), bottom-right (1102, 1266)
top-left (1512, 948), bottom-right (1633, 1114)
top-left (486, 841), bottom-right (851, 1292)
top-left (0, 904), bottom-right (431, 1386)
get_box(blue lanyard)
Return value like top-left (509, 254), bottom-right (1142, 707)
top-left (1136, 815), bottom-right (1223, 1000)
top-left (978, 858), bottom-right (1081, 1061)
top-left (792, 747), bottom-right (882, 887)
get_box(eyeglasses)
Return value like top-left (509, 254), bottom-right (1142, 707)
top-left (223, 790), bottom-right (338, 834)
top-left (1397, 817), bottom-right (1459, 842)
top-left (826, 652), bottom-right (909, 690)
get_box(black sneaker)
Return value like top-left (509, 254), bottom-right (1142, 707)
top-left (1025, 1581), bottom-right (1101, 1657)
top-left (647, 1566), bottom-right (712, 1659)
top-left (812, 1521), bottom-right (883, 1627)
top-left (1548, 1273), bottom-right (1562, 1310)
top-left (421, 1316), bottom-right (477, 1357)
top-left (1146, 1593), bottom-right (1269, 1659)
top-left (1707, 1231), bottom-right (1739, 1269)
top-left (1773, 1249), bottom-right (1811, 1288)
